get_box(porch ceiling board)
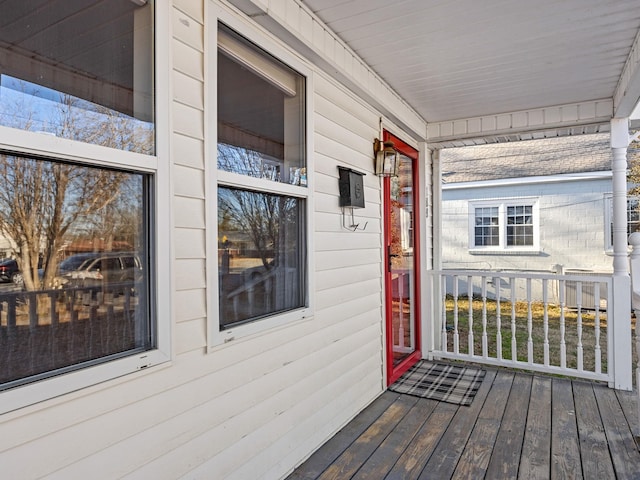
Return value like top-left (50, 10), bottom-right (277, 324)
top-left (300, 0), bottom-right (640, 143)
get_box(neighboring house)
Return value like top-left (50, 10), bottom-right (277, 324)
top-left (0, 2), bottom-right (639, 480)
top-left (441, 134), bottom-right (625, 277)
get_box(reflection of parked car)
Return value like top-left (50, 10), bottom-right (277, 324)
top-left (56, 252), bottom-right (142, 290)
top-left (0, 258), bottom-right (21, 284)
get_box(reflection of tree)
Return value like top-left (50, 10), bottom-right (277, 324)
top-left (55, 95), bottom-right (153, 154)
top-left (0, 77), bottom-right (154, 154)
top-left (0, 154), bottom-right (129, 290)
top-left (0, 79), bottom-right (151, 291)
top-left (218, 187), bottom-right (297, 269)
top-left (218, 143), bottom-right (280, 179)
top-left (79, 176), bottom-right (143, 253)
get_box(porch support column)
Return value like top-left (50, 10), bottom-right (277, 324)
top-left (610, 117), bottom-right (633, 390)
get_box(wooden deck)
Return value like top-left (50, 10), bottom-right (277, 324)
top-left (287, 369), bottom-right (640, 479)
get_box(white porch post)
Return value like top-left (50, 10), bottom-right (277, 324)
top-left (430, 148), bottom-right (443, 354)
top-left (610, 117), bottom-right (633, 390)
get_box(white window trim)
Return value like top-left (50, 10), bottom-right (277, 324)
top-left (468, 198), bottom-right (540, 253)
top-left (0, 0), bottom-right (171, 415)
top-left (207, 5), bottom-right (315, 349)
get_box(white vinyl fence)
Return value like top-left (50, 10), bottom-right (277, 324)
top-left (430, 270), bottom-right (613, 383)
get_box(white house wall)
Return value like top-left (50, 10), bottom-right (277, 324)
top-left (442, 177), bottom-right (613, 274)
top-left (0, 1), bottom-right (431, 479)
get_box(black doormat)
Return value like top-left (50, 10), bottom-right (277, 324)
top-left (389, 360), bottom-right (486, 406)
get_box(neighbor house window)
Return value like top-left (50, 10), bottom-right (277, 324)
top-left (605, 194), bottom-right (640, 251)
top-left (216, 24), bottom-right (307, 331)
top-left (469, 199), bottom-right (539, 250)
top-left (0, 1), bottom-right (162, 413)
top-left (0, 1), bottom-right (154, 154)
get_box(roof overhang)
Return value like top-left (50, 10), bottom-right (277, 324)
top-left (230, 0), bottom-right (640, 147)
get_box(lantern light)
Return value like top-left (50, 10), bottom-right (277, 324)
top-left (373, 138), bottom-right (399, 177)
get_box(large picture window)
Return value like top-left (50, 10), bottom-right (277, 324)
top-left (469, 199), bottom-right (539, 251)
top-left (216, 24), bottom-right (307, 330)
top-left (0, 1), bottom-right (160, 410)
top-left (0, 153), bottom-right (152, 391)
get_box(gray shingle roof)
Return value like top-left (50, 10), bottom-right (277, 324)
top-left (440, 133), bottom-right (612, 184)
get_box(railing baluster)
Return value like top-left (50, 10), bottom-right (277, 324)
top-left (594, 283), bottom-right (602, 374)
top-left (576, 282), bottom-right (583, 371)
top-left (50, 292), bottom-right (58, 364)
top-left (468, 275), bottom-right (474, 357)
top-left (496, 277), bottom-right (502, 361)
top-left (511, 280), bottom-right (517, 363)
top-left (28, 292), bottom-right (37, 371)
top-left (441, 275), bottom-right (447, 352)
top-left (453, 275), bottom-right (459, 354)
top-left (527, 278), bottom-right (533, 364)
top-left (560, 279), bottom-right (566, 369)
top-left (482, 276), bottom-right (488, 358)
top-left (543, 278), bottom-right (549, 366)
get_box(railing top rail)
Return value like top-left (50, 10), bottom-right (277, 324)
top-left (430, 269), bottom-right (613, 285)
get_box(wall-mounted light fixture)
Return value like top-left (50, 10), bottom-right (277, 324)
top-left (373, 138), bottom-right (399, 177)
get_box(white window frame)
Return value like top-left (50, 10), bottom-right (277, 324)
top-left (604, 193), bottom-right (640, 252)
top-left (468, 198), bottom-right (540, 252)
top-left (0, 1), bottom-right (171, 415)
top-left (207, 6), bottom-right (314, 349)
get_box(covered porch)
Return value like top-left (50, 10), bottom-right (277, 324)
top-left (288, 368), bottom-right (640, 479)
top-left (228, 0), bottom-right (640, 477)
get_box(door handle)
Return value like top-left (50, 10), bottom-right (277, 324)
top-left (387, 245), bottom-right (399, 272)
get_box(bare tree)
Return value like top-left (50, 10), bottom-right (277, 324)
top-left (0, 155), bottom-right (129, 290)
top-left (217, 144), bottom-right (298, 269)
top-left (0, 85), bottom-right (150, 291)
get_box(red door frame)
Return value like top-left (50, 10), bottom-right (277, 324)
top-left (384, 130), bottom-right (422, 386)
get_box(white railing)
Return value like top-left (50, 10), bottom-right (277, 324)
top-left (429, 270), bottom-right (613, 383)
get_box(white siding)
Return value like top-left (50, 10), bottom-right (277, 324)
top-left (0, 1), bottom-right (432, 479)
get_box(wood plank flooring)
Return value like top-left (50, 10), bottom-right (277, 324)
top-left (287, 369), bottom-right (640, 479)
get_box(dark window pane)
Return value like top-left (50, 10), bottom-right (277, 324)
top-left (0, 1), bottom-right (154, 153)
top-left (474, 207), bottom-right (499, 246)
top-left (505, 203), bottom-right (534, 246)
top-left (218, 187), bottom-right (306, 327)
top-left (0, 153), bottom-right (151, 390)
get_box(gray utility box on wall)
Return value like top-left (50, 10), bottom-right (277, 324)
top-left (338, 166), bottom-right (365, 208)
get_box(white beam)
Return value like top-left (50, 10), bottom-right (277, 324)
top-left (426, 99), bottom-right (613, 146)
top-left (614, 26), bottom-right (640, 118)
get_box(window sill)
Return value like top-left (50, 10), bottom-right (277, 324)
top-left (208, 307), bottom-right (313, 350)
top-left (1, 348), bottom-right (170, 416)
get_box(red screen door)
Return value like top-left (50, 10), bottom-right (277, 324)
top-left (384, 131), bottom-right (421, 385)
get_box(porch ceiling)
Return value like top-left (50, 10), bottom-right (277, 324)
top-left (301, 0), bottom-right (640, 146)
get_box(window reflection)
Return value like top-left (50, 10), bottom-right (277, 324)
top-left (0, 0), bottom-right (154, 153)
top-left (0, 153), bottom-right (151, 389)
top-left (218, 187), bottom-right (305, 327)
top-left (0, 75), bottom-right (154, 154)
top-left (217, 25), bottom-right (305, 185)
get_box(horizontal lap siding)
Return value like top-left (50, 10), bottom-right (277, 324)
top-left (0, 2), bottom-right (400, 479)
